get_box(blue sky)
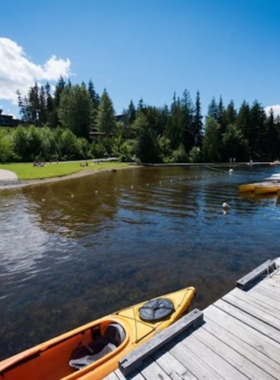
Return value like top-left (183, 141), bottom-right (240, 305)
top-left (1, 0), bottom-right (280, 118)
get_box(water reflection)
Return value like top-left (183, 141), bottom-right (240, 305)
top-left (1, 165), bottom-right (280, 359)
top-left (0, 194), bottom-right (48, 277)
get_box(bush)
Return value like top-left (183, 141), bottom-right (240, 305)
top-left (171, 144), bottom-right (189, 163)
top-left (189, 146), bottom-right (202, 163)
top-left (91, 140), bottom-right (107, 158)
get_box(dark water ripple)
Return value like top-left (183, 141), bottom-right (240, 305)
top-left (0, 165), bottom-right (280, 359)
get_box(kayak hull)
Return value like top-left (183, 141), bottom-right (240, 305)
top-left (255, 185), bottom-right (280, 195)
top-left (239, 180), bottom-right (280, 193)
top-left (0, 287), bottom-right (195, 380)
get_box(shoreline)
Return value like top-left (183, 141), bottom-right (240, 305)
top-left (0, 165), bottom-right (141, 191)
top-left (0, 161), bottom-right (276, 191)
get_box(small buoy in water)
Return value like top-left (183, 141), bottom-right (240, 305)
top-left (222, 202), bottom-right (230, 209)
top-left (95, 190), bottom-right (98, 194)
top-left (229, 168), bottom-right (233, 173)
top-left (71, 194), bottom-right (74, 198)
top-left (42, 199), bottom-right (45, 202)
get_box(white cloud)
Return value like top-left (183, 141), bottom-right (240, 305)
top-left (264, 105), bottom-right (280, 117)
top-left (0, 37), bottom-right (71, 104)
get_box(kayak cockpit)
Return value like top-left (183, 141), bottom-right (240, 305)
top-left (0, 321), bottom-right (127, 380)
top-left (69, 323), bottom-right (126, 370)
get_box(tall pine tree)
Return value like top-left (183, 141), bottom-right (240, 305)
top-left (192, 91), bottom-right (203, 148)
top-left (96, 89), bottom-right (116, 134)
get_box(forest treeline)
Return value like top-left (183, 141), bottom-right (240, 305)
top-left (0, 76), bottom-right (279, 163)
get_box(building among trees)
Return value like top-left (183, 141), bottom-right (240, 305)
top-left (0, 109), bottom-right (21, 127)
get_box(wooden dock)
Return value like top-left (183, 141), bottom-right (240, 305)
top-left (105, 258), bottom-right (280, 380)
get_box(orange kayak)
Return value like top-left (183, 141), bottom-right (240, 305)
top-left (0, 287), bottom-right (195, 380)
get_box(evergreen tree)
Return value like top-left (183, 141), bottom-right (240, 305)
top-left (144, 106), bottom-right (164, 136)
top-left (87, 80), bottom-right (99, 129)
top-left (17, 90), bottom-right (32, 123)
top-left (217, 96), bottom-right (225, 125)
top-left (28, 82), bottom-right (40, 125)
top-left (166, 93), bottom-right (181, 149)
top-left (96, 89), bottom-right (116, 134)
top-left (249, 100), bottom-right (267, 159)
top-left (264, 109), bottom-right (280, 160)
top-left (58, 84), bottom-right (94, 138)
top-left (88, 80), bottom-right (100, 109)
top-left (225, 100), bottom-right (236, 125)
top-left (160, 105), bottom-right (170, 136)
top-left (127, 100), bottom-right (136, 125)
top-left (217, 96), bottom-right (228, 137)
top-left (137, 98), bottom-right (144, 113)
top-left (219, 100), bottom-right (237, 160)
top-left (50, 76), bottom-right (66, 128)
top-left (236, 101), bottom-right (250, 135)
top-left (202, 117), bottom-right (221, 162)
top-left (39, 85), bottom-right (47, 125)
top-left (207, 97), bottom-right (219, 122)
top-left (192, 91), bottom-right (203, 148)
top-left (180, 89), bottom-right (194, 153)
top-left (134, 113), bottom-right (160, 163)
top-left (45, 82), bottom-right (54, 126)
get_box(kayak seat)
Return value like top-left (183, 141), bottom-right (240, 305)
top-left (69, 323), bottom-right (125, 370)
top-left (104, 323), bottom-right (126, 347)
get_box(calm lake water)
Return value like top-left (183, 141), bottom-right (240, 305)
top-left (0, 164), bottom-right (280, 360)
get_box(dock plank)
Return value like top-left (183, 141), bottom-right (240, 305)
top-left (264, 276), bottom-right (280, 288)
top-left (194, 324), bottom-right (274, 380)
top-left (105, 371), bottom-right (124, 380)
top-left (224, 288), bottom-right (280, 328)
top-left (213, 299), bottom-right (280, 345)
top-left (104, 368), bottom-right (145, 380)
top-left (179, 333), bottom-right (248, 380)
top-left (206, 303), bottom-right (280, 361)
top-left (166, 336), bottom-right (224, 380)
top-left (151, 347), bottom-right (198, 380)
top-left (137, 356), bottom-right (174, 380)
top-left (249, 284), bottom-right (280, 304)
top-left (258, 278), bottom-right (280, 294)
top-left (202, 316), bottom-right (280, 379)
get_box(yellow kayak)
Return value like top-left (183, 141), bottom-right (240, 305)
top-left (0, 287), bottom-right (195, 380)
top-left (255, 184), bottom-right (280, 195)
top-left (238, 183), bottom-right (257, 192)
top-left (238, 181), bottom-right (275, 193)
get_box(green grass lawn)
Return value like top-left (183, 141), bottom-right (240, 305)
top-left (0, 161), bottom-right (131, 180)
